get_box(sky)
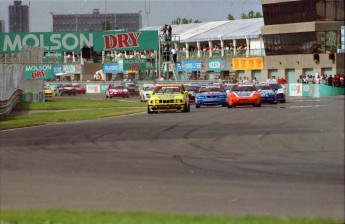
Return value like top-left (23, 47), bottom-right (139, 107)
top-left (0, 0), bottom-right (262, 32)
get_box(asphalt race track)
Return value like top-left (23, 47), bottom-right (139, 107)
top-left (0, 95), bottom-right (344, 219)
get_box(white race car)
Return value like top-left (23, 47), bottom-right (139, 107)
top-left (268, 83), bottom-right (286, 103)
top-left (140, 84), bottom-right (154, 102)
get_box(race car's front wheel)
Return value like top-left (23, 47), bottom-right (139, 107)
top-left (147, 106), bottom-right (154, 114)
top-left (183, 103), bottom-right (190, 112)
top-left (195, 104), bottom-right (200, 108)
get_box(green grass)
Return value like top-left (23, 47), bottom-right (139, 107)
top-left (0, 210), bottom-right (342, 224)
top-left (15, 98), bottom-right (145, 110)
top-left (0, 98), bottom-right (146, 130)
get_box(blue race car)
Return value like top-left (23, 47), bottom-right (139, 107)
top-left (255, 83), bottom-right (277, 104)
top-left (195, 85), bottom-right (228, 108)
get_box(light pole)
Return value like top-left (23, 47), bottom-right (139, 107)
top-left (145, 0), bottom-right (150, 27)
top-left (75, 14), bottom-right (78, 31)
top-left (50, 12), bottom-right (54, 32)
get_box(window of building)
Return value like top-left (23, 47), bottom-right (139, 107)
top-left (264, 32), bottom-right (318, 55)
top-left (263, 1), bottom-right (316, 25)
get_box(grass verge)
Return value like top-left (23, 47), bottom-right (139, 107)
top-left (0, 98), bottom-right (146, 131)
top-left (0, 210), bottom-right (342, 224)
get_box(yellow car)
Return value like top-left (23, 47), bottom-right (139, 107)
top-left (44, 86), bottom-right (53, 97)
top-left (148, 84), bottom-right (190, 114)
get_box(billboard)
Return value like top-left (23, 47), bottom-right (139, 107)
top-left (0, 30), bottom-right (159, 53)
top-left (232, 57), bottom-right (263, 70)
top-left (24, 64), bottom-right (54, 80)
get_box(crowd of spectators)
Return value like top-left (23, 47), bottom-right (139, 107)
top-left (297, 74), bottom-right (345, 87)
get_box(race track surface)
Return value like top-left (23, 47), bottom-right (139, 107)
top-left (1, 95), bottom-right (344, 218)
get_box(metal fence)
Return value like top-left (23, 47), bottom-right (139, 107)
top-left (0, 46), bottom-right (45, 117)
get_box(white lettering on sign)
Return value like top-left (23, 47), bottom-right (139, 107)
top-left (209, 61), bottom-right (221, 69)
top-left (25, 64), bottom-right (52, 72)
top-left (2, 33), bottom-right (93, 52)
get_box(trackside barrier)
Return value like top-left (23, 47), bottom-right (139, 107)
top-left (45, 81), bottom-right (344, 97)
top-left (0, 46), bottom-right (46, 117)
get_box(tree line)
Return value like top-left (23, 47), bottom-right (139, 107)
top-left (171, 10), bottom-right (262, 25)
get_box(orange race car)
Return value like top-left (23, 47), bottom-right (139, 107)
top-left (227, 84), bottom-right (261, 108)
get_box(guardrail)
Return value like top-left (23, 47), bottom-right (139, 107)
top-left (0, 89), bottom-right (22, 118)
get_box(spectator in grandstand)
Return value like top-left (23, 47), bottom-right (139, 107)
top-left (278, 77), bottom-right (287, 84)
top-left (327, 75), bottom-right (333, 86)
top-left (339, 74), bottom-right (344, 87)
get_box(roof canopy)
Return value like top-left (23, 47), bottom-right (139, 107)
top-left (140, 18), bottom-right (264, 43)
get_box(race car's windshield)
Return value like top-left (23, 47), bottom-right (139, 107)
top-left (255, 85), bottom-right (272, 90)
top-left (144, 87), bottom-right (154, 91)
top-left (199, 87), bottom-right (224, 93)
top-left (110, 85), bottom-right (125, 89)
top-left (231, 86), bottom-right (256, 91)
top-left (154, 87), bottom-right (183, 94)
top-left (269, 84), bottom-right (282, 90)
top-left (184, 86), bottom-right (199, 92)
top-left (223, 85), bottom-right (231, 91)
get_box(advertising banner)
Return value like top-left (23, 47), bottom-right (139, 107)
top-left (44, 52), bottom-right (62, 62)
top-left (24, 64), bottom-right (54, 80)
top-left (102, 63), bottom-right (123, 73)
top-left (289, 83), bottom-right (302, 96)
top-left (54, 64), bottom-right (81, 74)
top-left (123, 58), bottom-right (147, 70)
top-left (0, 30), bottom-right (159, 53)
top-left (232, 57), bottom-right (263, 70)
top-left (182, 60), bottom-right (202, 72)
top-left (208, 59), bottom-right (226, 71)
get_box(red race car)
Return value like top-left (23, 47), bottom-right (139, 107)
top-left (227, 84), bottom-right (261, 108)
top-left (73, 84), bottom-right (86, 94)
top-left (105, 85), bottom-right (130, 98)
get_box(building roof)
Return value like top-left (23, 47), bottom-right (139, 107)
top-left (140, 18), bottom-right (264, 43)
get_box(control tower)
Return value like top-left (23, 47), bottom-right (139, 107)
top-left (158, 31), bottom-right (182, 80)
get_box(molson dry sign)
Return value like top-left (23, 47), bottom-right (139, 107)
top-left (0, 31), bottom-right (159, 53)
top-left (24, 64), bottom-right (54, 80)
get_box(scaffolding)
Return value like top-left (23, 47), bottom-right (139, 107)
top-left (158, 33), bottom-right (183, 80)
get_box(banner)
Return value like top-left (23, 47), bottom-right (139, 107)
top-left (232, 57), bottom-right (263, 70)
top-left (44, 52), bottom-right (62, 62)
top-left (289, 84), bottom-right (302, 96)
top-left (182, 60), bottom-right (202, 72)
top-left (123, 58), bottom-right (147, 70)
top-left (102, 63), bottom-right (123, 73)
top-left (0, 30), bottom-right (159, 53)
top-left (54, 64), bottom-right (81, 74)
top-left (208, 59), bottom-right (226, 71)
top-left (24, 64), bottom-right (54, 80)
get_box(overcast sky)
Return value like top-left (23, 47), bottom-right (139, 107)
top-left (0, 0), bottom-right (262, 32)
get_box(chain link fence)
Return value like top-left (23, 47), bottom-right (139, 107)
top-left (0, 46), bottom-right (45, 117)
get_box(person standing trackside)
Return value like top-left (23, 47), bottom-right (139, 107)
top-left (168, 25), bottom-right (172, 41)
top-left (171, 47), bottom-right (177, 63)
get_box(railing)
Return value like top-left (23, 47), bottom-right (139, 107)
top-left (178, 49), bottom-right (265, 59)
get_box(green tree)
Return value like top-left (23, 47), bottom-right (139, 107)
top-left (227, 14), bottom-right (235, 20)
top-left (171, 17), bottom-right (201, 24)
top-left (241, 10), bottom-right (262, 19)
